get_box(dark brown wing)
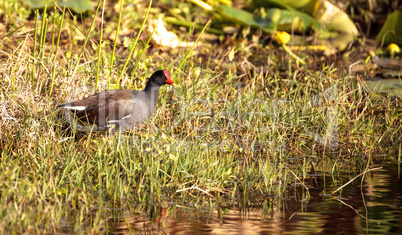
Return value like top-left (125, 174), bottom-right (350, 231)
top-left (77, 99), bottom-right (133, 124)
top-left (58, 89), bottom-right (135, 108)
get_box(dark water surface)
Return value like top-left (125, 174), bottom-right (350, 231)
top-left (55, 159), bottom-right (393, 234)
top-left (102, 160), bottom-right (402, 234)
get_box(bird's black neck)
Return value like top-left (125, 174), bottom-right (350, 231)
top-left (144, 80), bottom-right (161, 102)
top-left (144, 79), bottom-right (158, 91)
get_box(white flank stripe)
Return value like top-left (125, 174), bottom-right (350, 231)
top-left (121, 114), bottom-right (132, 120)
top-left (108, 114), bottom-right (131, 123)
top-left (63, 106), bottom-right (86, 111)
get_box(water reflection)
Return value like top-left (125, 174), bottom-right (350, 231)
top-left (104, 161), bottom-right (402, 234)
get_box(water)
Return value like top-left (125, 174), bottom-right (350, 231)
top-left (104, 161), bottom-right (402, 234)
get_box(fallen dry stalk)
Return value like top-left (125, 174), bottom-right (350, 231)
top-left (331, 167), bottom-right (383, 195)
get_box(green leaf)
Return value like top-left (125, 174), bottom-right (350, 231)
top-left (24, 0), bottom-right (94, 13)
top-left (216, 5), bottom-right (276, 33)
top-left (253, 0), bottom-right (358, 36)
top-left (216, 5), bottom-right (321, 33)
top-left (252, 0), bottom-right (317, 14)
top-left (376, 11), bottom-right (402, 46)
top-left (365, 79), bottom-right (402, 99)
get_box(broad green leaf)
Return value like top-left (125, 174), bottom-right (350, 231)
top-left (216, 5), bottom-right (321, 33)
top-left (252, 0), bottom-right (316, 14)
top-left (365, 79), bottom-right (402, 99)
top-left (376, 11), bottom-right (402, 46)
top-left (253, 0), bottom-right (358, 36)
top-left (24, 0), bottom-right (94, 13)
top-left (215, 5), bottom-right (276, 33)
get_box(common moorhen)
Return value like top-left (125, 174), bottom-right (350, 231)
top-left (58, 70), bottom-right (174, 132)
